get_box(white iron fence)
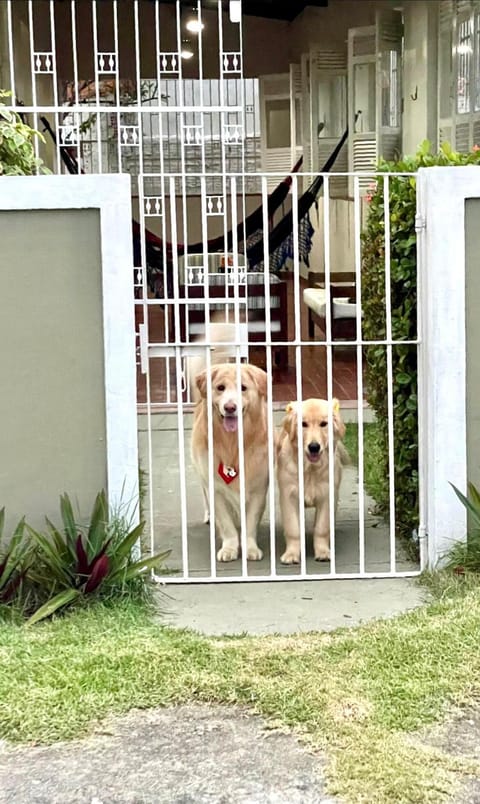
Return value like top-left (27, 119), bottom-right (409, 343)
top-left (135, 169), bottom-right (423, 582)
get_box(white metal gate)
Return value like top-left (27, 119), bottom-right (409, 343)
top-left (1, 0), bottom-right (424, 582)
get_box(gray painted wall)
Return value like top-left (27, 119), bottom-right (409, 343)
top-left (0, 208), bottom-right (107, 531)
top-left (465, 199), bottom-right (480, 492)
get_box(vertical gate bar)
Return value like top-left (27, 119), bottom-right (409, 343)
top-left (138, 175), bottom-right (156, 565)
top-left (323, 174), bottom-right (337, 575)
top-left (176, 0), bottom-right (190, 408)
top-left (134, 0), bottom-right (143, 182)
top-left (231, 176), bottom-right (249, 578)
top-left (200, 176), bottom-right (218, 579)
top-left (113, 0), bottom-right (122, 172)
top-left (27, 1), bottom-right (40, 168)
top-left (169, 177), bottom-right (190, 578)
top-left (218, 0), bottom-right (229, 305)
top-left (91, 0), bottom-right (103, 173)
top-left (238, 4), bottom-right (248, 259)
top-left (261, 174), bottom-right (277, 577)
top-left (383, 174), bottom-right (397, 572)
top-left (353, 175), bottom-right (366, 574)
top-left (154, 0), bottom-right (172, 405)
top-left (49, 0), bottom-right (60, 174)
top-left (292, 173), bottom-right (307, 576)
top-left (197, 2), bottom-right (206, 177)
top-left (70, 0), bottom-right (81, 173)
top-left (6, 1), bottom-right (16, 105)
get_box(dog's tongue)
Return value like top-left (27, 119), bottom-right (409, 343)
top-left (223, 416), bottom-right (238, 433)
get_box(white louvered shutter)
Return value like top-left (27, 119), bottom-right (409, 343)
top-left (348, 25), bottom-right (377, 194)
top-left (438, 0), bottom-right (454, 148)
top-left (376, 9), bottom-right (403, 163)
top-left (310, 49), bottom-right (348, 197)
top-left (289, 62), bottom-right (303, 169)
top-left (259, 73), bottom-right (292, 189)
top-left (450, 0), bottom-right (480, 152)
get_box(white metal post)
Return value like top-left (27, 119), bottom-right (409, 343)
top-left (417, 166), bottom-right (470, 567)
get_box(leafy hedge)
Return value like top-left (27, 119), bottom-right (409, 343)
top-left (0, 89), bottom-right (50, 175)
top-left (361, 140), bottom-right (480, 542)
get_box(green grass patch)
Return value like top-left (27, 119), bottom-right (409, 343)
top-left (343, 421), bottom-right (384, 506)
top-left (2, 591), bottom-right (480, 801)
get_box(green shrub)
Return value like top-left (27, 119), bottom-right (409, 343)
top-left (361, 140), bottom-right (480, 542)
top-left (26, 491), bottom-right (169, 624)
top-left (0, 89), bottom-right (50, 175)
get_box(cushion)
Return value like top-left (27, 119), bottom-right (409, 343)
top-left (303, 287), bottom-right (358, 320)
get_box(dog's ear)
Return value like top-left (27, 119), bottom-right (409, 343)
top-left (283, 401), bottom-right (299, 441)
top-left (195, 369), bottom-right (208, 398)
top-left (244, 364), bottom-right (268, 397)
top-left (332, 398), bottom-right (346, 440)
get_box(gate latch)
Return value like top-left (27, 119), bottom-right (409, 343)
top-left (415, 214), bottom-right (426, 232)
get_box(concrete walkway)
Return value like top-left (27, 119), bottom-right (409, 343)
top-left (0, 705), bottom-right (338, 804)
top-left (139, 410), bottom-right (423, 635)
top-left (160, 577), bottom-right (425, 636)
top-left (138, 411), bottom-right (419, 578)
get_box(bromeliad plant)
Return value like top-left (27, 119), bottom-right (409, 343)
top-left (444, 482), bottom-right (480, 573)
top-left (27, 491), bottom-right (169, 624)
top-left (361, 140), bottom-right (480, 543)
top-left (0, 509), bottom-right (30, 607)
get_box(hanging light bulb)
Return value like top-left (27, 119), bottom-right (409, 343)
top-left (181, 39), bottom-right (194, 60)
top-left (186, 18), bottom-right (204, 33)
top-left (185, 3), bottom-right (204, 34)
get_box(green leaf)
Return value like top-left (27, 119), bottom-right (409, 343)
top-left (109, 551), bottom-right (170, 583)
top-left (450, 483), bottom-right (480, 528)
top-left (0, 518), bottom-right (27, 589)
top-left (27, 588), bottom-right (82, 625)
top-left (467, 482), bottom-right (480, 511)
top-left (45, 517), bottom-right (74, 561)
top-left (87, 491), bottom-right (108, 558)
top-left (59, 494), bottom-right (78, 548)
top-left (114, 521), bottom-right (146, 561)
top-left (26, 526), bottom-right (73, 585)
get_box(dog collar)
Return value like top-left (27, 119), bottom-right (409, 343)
top-left (218, 463), bottom-right (238, 484)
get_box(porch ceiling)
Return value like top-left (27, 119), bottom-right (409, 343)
top-left (160, 1), bottom-right (329, 21)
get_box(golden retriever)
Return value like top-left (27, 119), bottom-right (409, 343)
top-left (191, 362), bottom-right (269, 562)
top-left (276, 397), bottom-right (346, 564)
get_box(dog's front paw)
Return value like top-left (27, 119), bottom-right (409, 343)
top-left (280, 549), bottom-right (300, 565)
top-left (247, 544), bottom-right (263, 561)
top-left (217, 545), bottom-right (239, 562)
top-left (314, 545), bottom-right (331, 562)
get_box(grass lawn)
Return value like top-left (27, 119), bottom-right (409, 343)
top-left (2, 578), bottom-right (480, 803)
top-left (343, 420), bottom-right (385, 506)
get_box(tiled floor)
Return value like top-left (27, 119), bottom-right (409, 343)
top-left (136, 275), bottom-right (363, 406)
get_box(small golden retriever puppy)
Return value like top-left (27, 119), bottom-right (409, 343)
top-left (276, 397), bottom-right (346, 564)
top-left (191, 362), bottom-right (269, 562)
